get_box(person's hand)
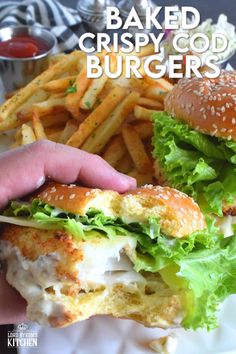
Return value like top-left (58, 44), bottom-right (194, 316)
top-left (0, 140), bottom-right (136, 324)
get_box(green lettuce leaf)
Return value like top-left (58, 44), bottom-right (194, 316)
top-left (152, 112), bottom-right (236, 216)
top-left (4, 199), bottom-right (217, 254)
top-left (177, 236), bottom-right (236, 329)
top-left (134, 234), bottom-right (236, 330)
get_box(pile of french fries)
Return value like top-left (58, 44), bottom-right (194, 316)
top-left (0, 46), bottom-right (174, 186)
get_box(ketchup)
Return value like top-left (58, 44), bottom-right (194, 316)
top-left (0, 35), bottom-right (49, 58)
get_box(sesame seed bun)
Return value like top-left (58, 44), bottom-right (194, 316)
top-left (165, 70), bottom-right (236, 140)
top-left (37, 182), bottom-right (206, 238)
top-left (37, 183), bottom-right (118, 218)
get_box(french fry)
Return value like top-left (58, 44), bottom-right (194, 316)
top-left (11, 141), bottom-right (21, 149)
top-left (156, 77), bottom-right (174, 91)
top-left (21, 124), bottom-right (36, 145)
top-left (15, 89), bottom-right (49, 122)
top-left (144, 76), bottom-right (174, 91)
top-left (44, 126), bottom-right (65, 142)
top-left (97, 79), bottom-right (121, 100)
top-left (144, 137), bottom-right (154, 157)
top-left (121, 43), bottom-right (155, 58)
top-left (32, 111), bottom-right (47, 140)
top-left (42, 76), bottom-right (77, 93)
top-left (81, 91), bottom-right (140, 154)
top-left (67, 86), bottom-right (127, 148)
top-left (0, 45), bottom-right (169, 190)
top-left (33, 97), bottom-right (66, 116)
top-left (122, 125), bottom-right (153, 173)
top-left (58, 119), bottom-right (79, 144)
top-left (144, 86), bottom-right (167, 102)
top-left (77, 54), bottom-right (87, 72)
top-left (45, 125), bottom-right (65, 135)
top-left (79, 71), bottom-right (108, 110)
top-left (15, 127), bottom-right (22, 141)
top-left (65, 67), bottom-right (91, 118)
top-left (41, 112), bottom-right (70, 128)
top-left (137, 97), bottom-right (164, 110)
top-left (133, 121), bottom-right (153, 139)
top-left (128, 169), bottom-right (155, 187)
top-left (134, 105), bottom-right (159, 120)
top-left (116, 154), bottom-right (133, 174)
top-left (49, 53), bottom-right (66, 67)
top-left (0, 50), bottom-right (82, 130)
top-left (18, 96), bottom-right (66, 121)
top-left (102, 135), bottom-right (126, 167)
top-left (11, 128), bottom-right (22, 148)
top-left (138, 43), bottom-right (155, 57)
top-left (47, 130), bottom-right (63, 142)
top-left (129, 74), bottom-right (149, 91)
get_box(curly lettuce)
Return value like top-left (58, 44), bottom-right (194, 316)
top-left (152, 112), bottom-right (236, 216)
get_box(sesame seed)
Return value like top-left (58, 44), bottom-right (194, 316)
top-left (161, 195), bottom-right (169, 200)
top-left (69, 194), bottom-right (76, 199)
top-left (143, 184), bottom-right (154, 189)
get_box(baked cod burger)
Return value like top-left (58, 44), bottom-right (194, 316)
top-left (152, 71), bottom-right (236, 235)
top-left (0, 183), bottom-right (236, 330)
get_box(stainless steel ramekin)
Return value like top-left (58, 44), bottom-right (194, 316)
top-left (0, 26), bottom-right (57, 93)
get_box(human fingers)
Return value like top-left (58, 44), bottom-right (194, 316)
top-left (0, 140), bottom-right (136, 209)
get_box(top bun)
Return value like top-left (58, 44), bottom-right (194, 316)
top-left (165, 70), bottom-right (236, 140)
top-left (37, 183), bottom-right (206, 238)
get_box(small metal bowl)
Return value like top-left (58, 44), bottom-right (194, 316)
top-left (0, 26), bottom-right (57, 93)
top-left (77, 0), bottom-right (115, 33)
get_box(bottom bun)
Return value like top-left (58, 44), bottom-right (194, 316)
top-left (0, 225), bottom-right (182, 328)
